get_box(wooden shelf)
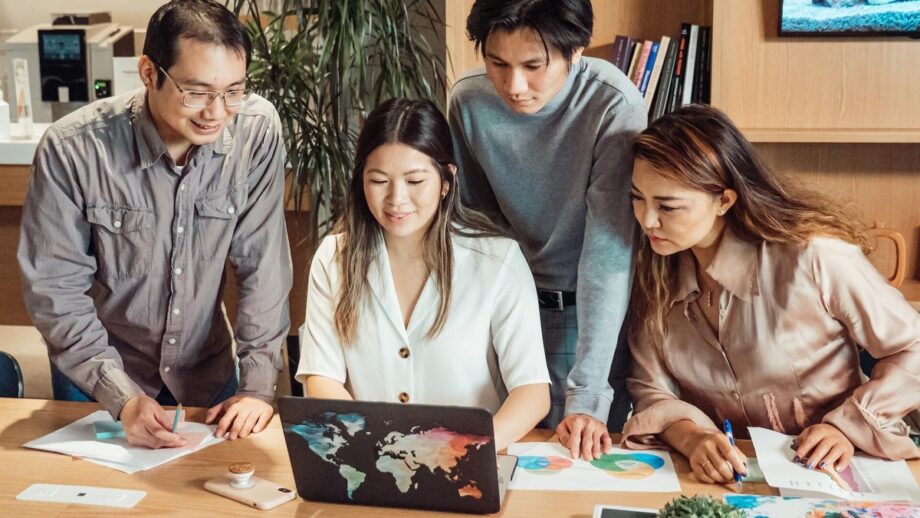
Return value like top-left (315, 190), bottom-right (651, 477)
top-left (741, 129), bottom-right (920, 144)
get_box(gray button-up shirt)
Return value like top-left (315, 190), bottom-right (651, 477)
top-left (18, 90), bottom-right (293, 418)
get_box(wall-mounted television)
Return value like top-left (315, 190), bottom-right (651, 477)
top-left (779, 0), bottom-right (920, 37)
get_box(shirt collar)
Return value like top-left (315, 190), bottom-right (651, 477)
top-left (130, 92), bottom-right (233, 170)
top-left (673, 225), bottom-right (761, 306)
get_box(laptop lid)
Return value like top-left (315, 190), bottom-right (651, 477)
top-left (278, 397), bottom-right (502, 514)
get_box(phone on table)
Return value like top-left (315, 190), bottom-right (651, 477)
top-left (204, 475), bottom-right (296, 511)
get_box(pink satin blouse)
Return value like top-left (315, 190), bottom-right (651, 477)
top-left (621, 228), bottom-right (920, 460)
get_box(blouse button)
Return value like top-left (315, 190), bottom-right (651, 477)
top-left (733, 391), bottom-right (741, 400)
top-left (399, 347), bottom-right (410, 359)
top-left (398, 392), bottom-right (410, 404)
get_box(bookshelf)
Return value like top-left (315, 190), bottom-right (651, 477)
top-left (442, 0), bottom-right (920, 292)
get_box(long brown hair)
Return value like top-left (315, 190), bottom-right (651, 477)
top-left (334, 98), bottom-right (505, 345)
top-left (630, 104), bottom-right (870, 344)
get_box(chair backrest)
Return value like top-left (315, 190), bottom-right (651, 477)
top-left (867, 225), bottom-right (906, 289)
top-left (0, 351), bottom-right (24, 398)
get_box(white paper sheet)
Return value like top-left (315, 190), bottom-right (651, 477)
top-left (507, 442), bottom-right (680, 492)
top-left (749, 427), bottom-right (919, 502)
top-left (24, 410), bottom-right (224, 474)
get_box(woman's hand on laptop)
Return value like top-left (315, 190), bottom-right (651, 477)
top-left (206, 396), bottom-right (274, 440)
top-left (119, 394), bottom-right (187, 449)
top-left (556, 413), bottom-right (612, 461)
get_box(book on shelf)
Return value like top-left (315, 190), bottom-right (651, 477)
top-left (625, 41), bottom-right (643, 82)
top-left (631, 41), bottom-right (653, 88)
top-left (667, 23), bottom-right (691, 115)
top-left (611, 35), bottom-right (636, 73)
top-left (644, 36), bottom-right (671, 108)
top-left (681, 24), bottom-right (699, 106)
top-left (638, 40), bottom-right (660, 96)
top-left (697, 26), bottom-right (711, 104)
top-left (690, 26), bottom-right (710, 103)
top-left (650, 38), bottom-right (678, 119)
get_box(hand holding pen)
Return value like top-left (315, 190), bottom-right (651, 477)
top-left (723, 419), bottom-right (743, 492)
top-left (681, 421), bottom-right (748, 485)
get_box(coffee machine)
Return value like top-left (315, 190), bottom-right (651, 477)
top-left (2, 12), bottom-right (134, 122)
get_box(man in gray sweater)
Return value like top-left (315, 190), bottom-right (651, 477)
top-left (449, 0), bottom-right (646, 460)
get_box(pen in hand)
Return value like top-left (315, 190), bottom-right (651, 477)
top-left (723, 419), bottom-right (743, 492)
top-left (172, 403), bottom-right (183, 434)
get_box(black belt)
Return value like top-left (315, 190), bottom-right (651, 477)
top-left (537, 289), bottom-right (576, 311)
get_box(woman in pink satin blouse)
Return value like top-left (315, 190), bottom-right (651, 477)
top-left (621, 104), bottom-right (920, 486)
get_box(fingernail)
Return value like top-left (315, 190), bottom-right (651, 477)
top-left (819, 462), bottom-right (827, 469)
top-left (807, 462), bottom-right (814, 470)
top-left (793, 455), bottom-right (801, 463)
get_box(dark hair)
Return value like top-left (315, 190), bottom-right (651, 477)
top-left (629, 104), bottom-right (870, 345)
top-left (466, 0), bottom-right (593, 62)
top-left (143, 0), bottom-right (252, 88)
top-left (333, 98), bottom-right (505, 344)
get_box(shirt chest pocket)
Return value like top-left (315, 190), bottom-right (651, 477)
top-left (194, 189), bottom-right (241, 261)
top-left (86, 206), bottom-right (155, 279)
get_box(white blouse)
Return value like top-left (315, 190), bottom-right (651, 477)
top-left (296, 232), bottom-right (550, 414)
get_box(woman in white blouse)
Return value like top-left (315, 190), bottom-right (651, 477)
top-left (296, 98), bottom-right (551, 450)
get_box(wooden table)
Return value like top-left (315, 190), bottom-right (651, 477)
top-left (0, 399), bottom-right (917, 517)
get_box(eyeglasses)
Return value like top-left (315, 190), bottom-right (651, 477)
top-left (158, 66), bottom-right (250, 108)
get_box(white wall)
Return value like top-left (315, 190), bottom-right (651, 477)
top-left (0, 0), bottom-right (167, 31)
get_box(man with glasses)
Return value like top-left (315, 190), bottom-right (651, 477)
top-left (18, 0), bottom-right (292, 449)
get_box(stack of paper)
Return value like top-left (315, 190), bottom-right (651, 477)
top-left (748, 427), bottom-right (920, 502)
top-left (24, 410), bottom-right (224, 474)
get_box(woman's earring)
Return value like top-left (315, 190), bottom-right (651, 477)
top-left (719, 209), bottom-right (726, 215)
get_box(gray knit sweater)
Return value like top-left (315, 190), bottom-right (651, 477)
top-left (448, 56), bottom-right (647, 422)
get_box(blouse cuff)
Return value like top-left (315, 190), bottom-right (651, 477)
top-left (620, 399), bottom-right (719, 450)
top-left (822, 396), bottom-right (919, 460)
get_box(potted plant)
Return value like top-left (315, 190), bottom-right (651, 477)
top-left (658, 494), bottom-right (744, 518)
top-left (226, 0), bottom-right (448, 236)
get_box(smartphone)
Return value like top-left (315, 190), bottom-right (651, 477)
top-left (204, 475), bottom-right (296, 511)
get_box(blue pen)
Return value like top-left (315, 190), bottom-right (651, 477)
top-left (723, 419), bottom-right (743, 492)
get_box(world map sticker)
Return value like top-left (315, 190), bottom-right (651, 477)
top-left (285, 411), bottom-right (491, 500)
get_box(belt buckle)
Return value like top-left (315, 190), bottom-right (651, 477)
top-left (539, 289), bottom-right (565, 312)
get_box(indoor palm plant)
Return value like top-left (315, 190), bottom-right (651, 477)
top-left (226, 0), bottom-right (449, 238)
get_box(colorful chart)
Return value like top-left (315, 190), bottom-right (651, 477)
top-left (726, 494), bottom-right (920, 518)
top-left (517, 455), bottom-right (573, 475)
top-left (590, 453), bottom-right (665, 480)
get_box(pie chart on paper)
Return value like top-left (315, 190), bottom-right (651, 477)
top-left (590, 453), bottom-right (665, 479)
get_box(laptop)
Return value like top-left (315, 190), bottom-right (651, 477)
top-left (278, 396), bottom-right (517, 514)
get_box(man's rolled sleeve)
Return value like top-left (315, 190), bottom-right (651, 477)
top-left (228, 109), bottom-right (293, 402)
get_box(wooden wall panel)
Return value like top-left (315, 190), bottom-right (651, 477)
top-left (756, 143), bottom-right (920, 285)
top-left (711, 0), bottom-right (920, 141)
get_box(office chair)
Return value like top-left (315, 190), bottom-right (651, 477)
top-left (0, 350), bottom-right (24, 398)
